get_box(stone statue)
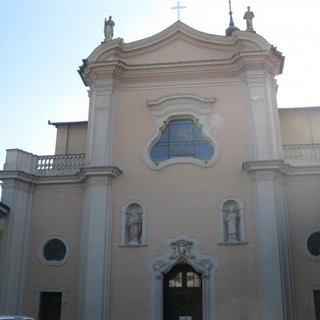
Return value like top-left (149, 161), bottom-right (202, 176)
top-left (225, 206), bottom-right (239, 242)
top-left (127, 210), bottom-right (141, 244)
top-left (177, 241), bottom-right (188, 255)
top-left (104, 16), bottom-right (115, 41)
top-left (243, 6), bottom-right (255, 32)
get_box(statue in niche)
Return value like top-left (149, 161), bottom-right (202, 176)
top-left (243, 6), bottom-right (255, 32)
top-left (225, 205), bottom-right (239, 242)
top-left (104, 16), bottom-right (115, 41)
top-left (127, 210), bottom-right (142, 244)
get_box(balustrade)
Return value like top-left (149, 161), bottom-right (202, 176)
top-left (4, 145), bottom-right (320, 178)
top-left (36, 154), bottom-right (86, 175)
top-left (282, 144), bottom-right (320, 165)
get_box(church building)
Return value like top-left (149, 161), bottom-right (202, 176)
top-left (0, 9), bottom-right (320, 320)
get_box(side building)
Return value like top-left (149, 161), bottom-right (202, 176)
top-left (1, 21), bottom-right (320, 320)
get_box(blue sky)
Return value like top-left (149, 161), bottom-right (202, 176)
top-left (1, 0), bottom-right (320, 167)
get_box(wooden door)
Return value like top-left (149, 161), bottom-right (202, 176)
top-left (163, 264), bottom-right (202, 320)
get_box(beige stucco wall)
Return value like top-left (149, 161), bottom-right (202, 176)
top-left (285, 178), bottom-right (320, 319)
top-left (109, 82), bottom-right (260, 319)
top-left (5, 23), bottom-right (319, 320)
top-left (55, 123), bottom-right (87, 155)
top-left (49, 106), bottom-right (320, 158)
top-left (279, 107), bottom-right (320, 144)
top-left (23, 188), bottom-right (83, 319)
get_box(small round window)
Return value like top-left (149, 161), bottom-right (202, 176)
top-left (307, 231), bottom-right (320, 257)
top-left (39, 236), bottom-right (70, 266)
top-left (44, 239), bottom-right (66, 261)
top-left (304, 229), bottom-right (320, 261)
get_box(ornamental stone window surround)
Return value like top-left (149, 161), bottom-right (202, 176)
top-left (143, 94), bottom-right (221, 170)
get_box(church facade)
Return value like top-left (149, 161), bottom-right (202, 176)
top-left (0, 21), bottom-right (320, 320)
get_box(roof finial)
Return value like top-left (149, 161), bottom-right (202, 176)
top-left (171, 1), bottom-right (186, 21)
top-left (225, 0), bottom-right (239, 36)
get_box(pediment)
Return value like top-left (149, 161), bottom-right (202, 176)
top-left (87, 21), bottom-right (275, 65)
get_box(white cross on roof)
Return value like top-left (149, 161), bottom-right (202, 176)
top-left (171, 1), bottom-right (186, 21)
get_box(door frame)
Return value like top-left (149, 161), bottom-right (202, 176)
top-left (148, 233), bottom-right (217, 320)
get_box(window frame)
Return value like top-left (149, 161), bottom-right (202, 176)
top-left (38, 235), bottom-right (71, 266)
top-left (35, 287), bottom-right (67, 320)
top-left (304, 228), bottom-right (320, 261)
top-left (150, 118), bottom-right (214, 165)
top-left (309, 285), bottom-right (320, 320)
top-left (143, 94), bottom-right (221, 170)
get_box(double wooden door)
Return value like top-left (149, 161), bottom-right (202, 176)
top-left (163, 264), bottom-right (202, 320)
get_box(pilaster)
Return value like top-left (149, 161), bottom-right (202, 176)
top-left (86, 87), bottom-right (116, 166)
top-left (0, 177), bottom-right (34, 314)
top-left (243, 160), bottom-right (296, 320)
top-left (78, 166), bottom-right (122, 320)
top-left (243, 71), bottom-right (283, 161)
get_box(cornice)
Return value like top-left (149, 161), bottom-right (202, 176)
top-left (0, 170), bottom-right (39, 185)
top-left (79, 22), bottom-right (284, 88)
top-left (242, 160), bottom-right (290, 175)
top-left (80, 166), bottom-right (123, 180)
top-left (285, 165), bottom-right (320, 177)
top-left (79, 60), bottom-right (125, 88)
top-left (87, 22), bottom-right (274, 63)
top-left (0, 166), bottom-right (123, 186)
top-left (82, 52), bottom-right (278, 89)
top-left (79, 50), bottom-right (282, 88)
top-left (243, 160), bottom-right (320, 179)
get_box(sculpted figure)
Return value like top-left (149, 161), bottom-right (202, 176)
top-left (177, 242), bottom-right (188, 255)
top-left (243, 6), bottom-right (254, 32)
top-left (104, 16), bottom-right (115, 41)
top-left (225, 206), bottom-right (239, 242)
top-left (127, 210), bottom-right (141, 244)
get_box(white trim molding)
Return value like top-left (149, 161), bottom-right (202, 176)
top-left (34, 287), bottom-right (68, 320)
top-left (38, 235), bottom-right (71, 266)
top-left (142, 94), bottom-right (221, 170)
top-left (148, 233), bottom-right (217, 320)
top-left (308, 284), bottom-right (320, 320)
top-left (304, 228), bottom-right (320, 262)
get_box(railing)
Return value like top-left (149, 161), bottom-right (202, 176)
top-left (36, 154), bottom-right (86, 176)
top-left (3, 145), bottom-right (320, 178)
top-left (282, 144), bottom-right (320, 165)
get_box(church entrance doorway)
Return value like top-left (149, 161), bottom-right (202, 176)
top-left (163, 263), bottom-right (202, 320)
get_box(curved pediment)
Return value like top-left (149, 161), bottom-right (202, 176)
top-left (86, 21), bottom-right (275, 65)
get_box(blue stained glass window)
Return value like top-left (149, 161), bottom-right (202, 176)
top-left (150, 119), bottom-right (214, 165)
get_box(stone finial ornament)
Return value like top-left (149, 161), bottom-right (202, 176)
top-left (225, 0), bottom-right (240, 36)
top-left (243, 6), bottom-right (255, 33)
top-left (104, 15), bottom-right (115, 41)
